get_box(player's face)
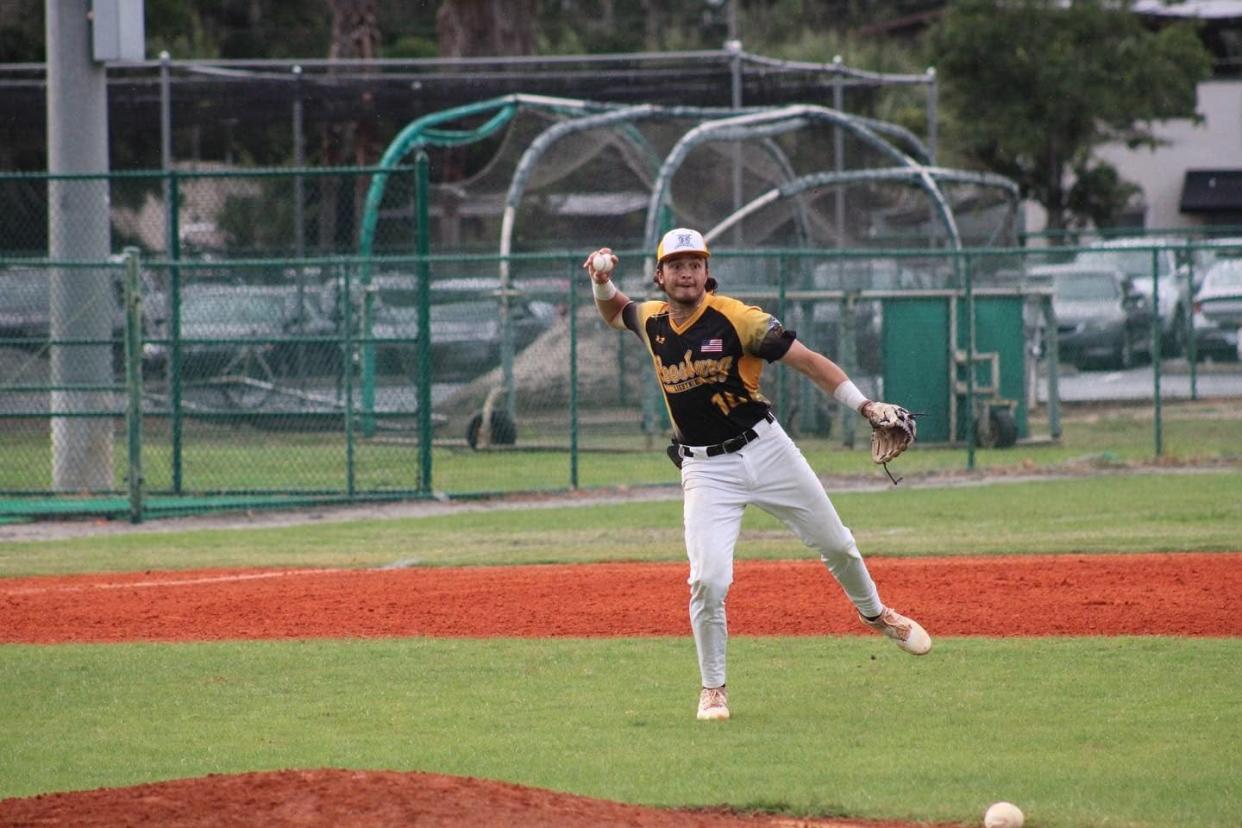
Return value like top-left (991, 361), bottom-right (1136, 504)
top-left (658, 254), bottom-right (710, 305)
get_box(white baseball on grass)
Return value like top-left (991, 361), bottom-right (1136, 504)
top-left (591, 252), bottom-right (614, 274)
top-left (984, 801), bottom-right (1024, 828)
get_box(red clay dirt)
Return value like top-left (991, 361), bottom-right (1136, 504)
top-left (2, 552), bottom-right (1239, 827)
top-left (1, 553), bottom-right (1238, 644)
top-left (0, 770), bottom-right (948, 828)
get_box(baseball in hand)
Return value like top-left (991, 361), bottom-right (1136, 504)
top-left (984, 801), bottom-right (1024, 828)
top-left (591, 252), bottom-right (614, 274)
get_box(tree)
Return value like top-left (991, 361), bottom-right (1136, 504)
top-left (0, 0), bottom-right (43, 61)
top-left (932, 0), bottom-right (1212, 231)
top-left (436, 0), bottom-right (536, 57)
top-left (143, 0), bottom-right (331, 59)
top-left (319, 0), bottom-right (381, 249)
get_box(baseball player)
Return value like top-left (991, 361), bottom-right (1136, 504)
top-left (584, 228), bottom-right (930, 722)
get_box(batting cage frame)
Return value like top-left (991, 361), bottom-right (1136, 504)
top-left (355, 93), bottom-right (1025, 485)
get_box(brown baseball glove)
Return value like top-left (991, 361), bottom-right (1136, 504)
top-left (864, 401), bottom-right (917, 465)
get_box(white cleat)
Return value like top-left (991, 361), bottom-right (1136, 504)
top-left (696, 685), bottom-right (730, 720)
top-left (860, 607), bottom-right (932, 655)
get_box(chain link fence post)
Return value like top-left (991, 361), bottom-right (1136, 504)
top-left (122, 247), bottom-right (144, 523)
top-left (568, 256), bottom-right (580, 490)
top-left (964, 251), bottom-right (977, 471)
top-left (1151, 248), bottom-right (1164, 457)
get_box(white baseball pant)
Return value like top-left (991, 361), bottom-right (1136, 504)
top-left (679, 416), bottom-right (884, 689)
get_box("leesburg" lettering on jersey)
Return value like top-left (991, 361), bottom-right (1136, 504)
top-left (657, 349), bottom-right (733, 394)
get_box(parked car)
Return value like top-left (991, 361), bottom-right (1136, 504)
top-left (1027, 263), bottom-right (1153, 369)
top-left (1191, 259), bottom-right (1242, 362)
top-left (354, 274), bottom-right (560, 382)
top-left (1186, 237), bottom-right (1242, 287)
top-left (0, 268), bottom-right (50, 344)
top-left (0, 266), bottom-right (167, 372)
top-left (1073, 237), bottom-right (1188, 354)
top-left (147, 283), bottom-right (339, 408)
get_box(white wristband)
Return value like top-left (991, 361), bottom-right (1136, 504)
top-left (832, 380), bottom-right (869, 413)
top-left (592, 279), bottom-right (618, 301)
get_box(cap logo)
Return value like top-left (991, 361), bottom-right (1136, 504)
top-left (656, 227), bottom-right (710, 263)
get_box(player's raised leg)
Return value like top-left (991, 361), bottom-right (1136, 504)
top-left (750, 425), bottom-right (930, 655)
top-left (858, 607), bottom-right (931, 655)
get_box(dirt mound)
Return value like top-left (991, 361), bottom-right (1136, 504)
top-left (443, 305), bottom-right (643, 430)
top-left (0, 769), bottom-right (950, 827)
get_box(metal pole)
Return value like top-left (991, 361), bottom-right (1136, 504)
top-left (416, 151), bottom-right (433, 493)
top-left (360, 176), bottom-right (378, 438)
top-left (964, 253), bottom-right (977, 470)
top-left (293, 65), bottom-right (306, 258)
top-left (292, 65), bottom-right (307, 384)
top-left (830, 66), bottom-right (850, 442)
top-left (123, 248), bottom-right (144, 523)
top-left (1151, 249), bottom-right (1163, 457)
top-left (169, 172), bottom-right (183, 493)
top-left (833, 57), bottom-right (845, 247)
top-left (568, 258), bottom-right (579, 490)
top-left (1184, 243), bottom-right (1198, 400)
top-left (160, 51), bottom-right (173, 249)
top-left (47, 0), bottom-right (114, 492)
top-left (159, 52), bottom-right (184, 493)
top-left (925, 67), bottom-right (938, 245)
top-left (342, 264), bottom-right (356, 497)
top-left (727, 35), bottom-right (743, 246)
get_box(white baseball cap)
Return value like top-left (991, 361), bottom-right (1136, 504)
top-left (656, 228), bottom-right (710, 263)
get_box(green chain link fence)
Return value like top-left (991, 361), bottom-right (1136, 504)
top-left (3, 168), bottom-right (1241, 522)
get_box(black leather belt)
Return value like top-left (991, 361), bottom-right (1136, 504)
top-left (678, 411), bottom-right (774, 459)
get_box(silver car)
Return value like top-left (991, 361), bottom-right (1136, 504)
top-left (1074, 238), bottom-right (1187, 354)
top-left (1028, 263), bottom-right (1153, 369)
top-left (0, 266), bottom-right (168, 372)
top-left (358, 275), bottom-right (561, 382)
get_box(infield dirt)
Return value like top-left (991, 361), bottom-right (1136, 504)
top-left (1, 553), bottom-right (1236, 644)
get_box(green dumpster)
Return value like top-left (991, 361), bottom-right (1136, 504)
top-left (881, 293), bottom-right (1028, 446)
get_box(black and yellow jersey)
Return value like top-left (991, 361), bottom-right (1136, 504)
top-left (622, 293), bottom-right (795, 445)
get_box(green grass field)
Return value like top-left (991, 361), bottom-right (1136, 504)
top-left (2, 637), bottom-right (1239, 826)
top-left (1, 470), bottom-right (1238, 575)
top-left (2, 471), bottom-right (1241, 826)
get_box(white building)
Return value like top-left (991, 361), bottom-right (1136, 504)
top-left (1088, 1), bottom-right (1242, 232)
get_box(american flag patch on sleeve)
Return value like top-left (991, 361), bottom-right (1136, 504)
top-left (700, 338), bottom-right (723, 353)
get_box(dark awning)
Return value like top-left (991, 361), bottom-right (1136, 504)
top-left (1180, 169), bottom-right (1242, 213)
